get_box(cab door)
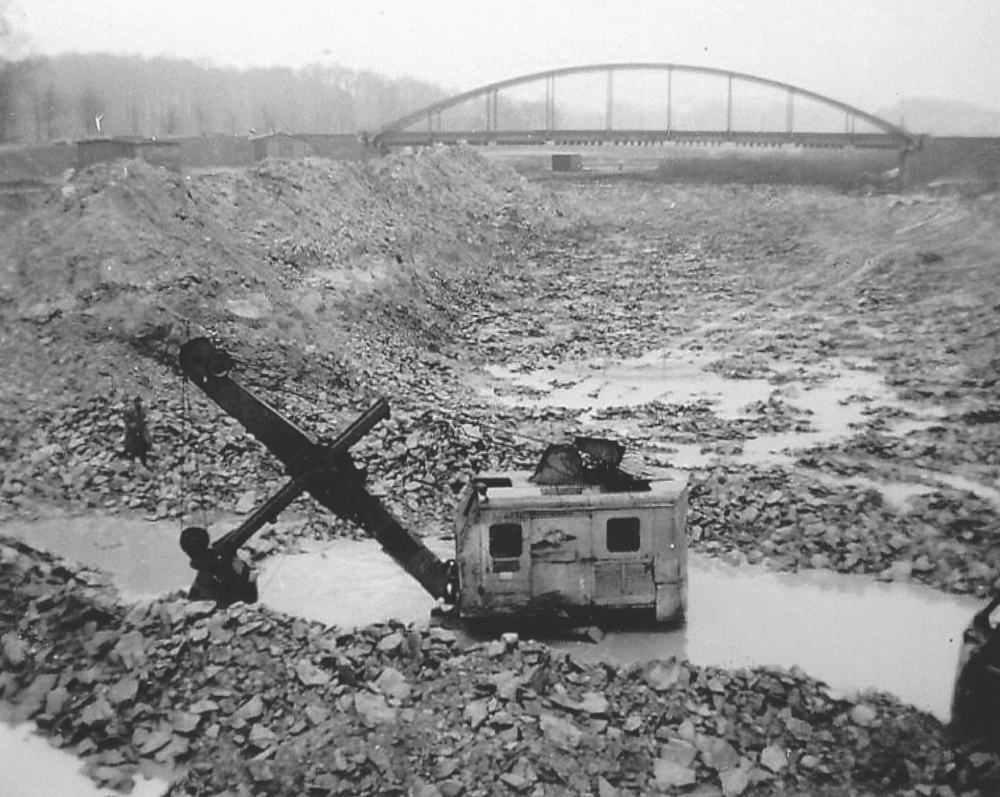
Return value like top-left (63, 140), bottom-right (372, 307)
top-left (529, 512), bottom-right (591, 608)
top-left (480, 518), bottom-right (531, 611)
top-left (593, 511), bottom-right (656, 608)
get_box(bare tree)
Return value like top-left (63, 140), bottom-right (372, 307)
top-left (0, 0), bottom-right (18, 141)
top-left (12, 52), bottom-right (459, 142)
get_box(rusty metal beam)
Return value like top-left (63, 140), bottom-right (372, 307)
top-left (178, 337), bottom-right (455, 601)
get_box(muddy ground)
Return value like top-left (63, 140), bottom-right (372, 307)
top-left (1, 147), bottom-right (1000, 795)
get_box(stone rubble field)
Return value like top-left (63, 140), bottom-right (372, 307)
top-left (1, 146), bottom-right (999, 795)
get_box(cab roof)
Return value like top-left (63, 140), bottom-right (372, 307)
top-left (467, 470), bottom-right (687, 513)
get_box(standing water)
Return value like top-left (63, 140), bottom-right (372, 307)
top-left (481, 349), bottom-right (950, 477)
top-left (556, 554), bottom-right (978, 721)
top-left (257, 537), bottom-right (451, 627)
top-left (259, 541), bottom-right (975, 721)
top-left (0, 720), bottom-right (169, 797)
top-left (2, 515), bottom-right (978, 721)
top-left (0, 514), bottom-right (191, 600)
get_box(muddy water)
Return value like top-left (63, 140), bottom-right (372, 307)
top-left (0, 720), bottom-right (169, 797)
top-left (556, 555), bottom-right (978, 721)
top-left (483, 350), bottom-right (932, 467)
top-left (257, 537), bottom-right (455, 627)
top-left (262, 541), bottom-right (975, 721)
top-left (3, 514), bottom-right (978, 720)
top-left (481, 348), bottom-right (988, 510)
top-left (484, 349), bottom-right (897, 417)
top-left (0, 514), bottom-right (192, 600)
top-left (818, 471), bottom-right (1000, 512)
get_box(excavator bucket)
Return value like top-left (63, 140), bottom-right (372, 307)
top-left (529, 437), bottom-right (641, 489)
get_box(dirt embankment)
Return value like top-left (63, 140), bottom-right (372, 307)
top-left (0, 146), bottom-right (562, 367)
top-left (0, 147), bottom-right (567, 530)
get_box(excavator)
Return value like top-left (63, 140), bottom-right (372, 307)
top-left (176, 337), bottom-right (689, 623)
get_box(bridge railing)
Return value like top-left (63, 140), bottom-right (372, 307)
top-left (375, 129), bottom-right (909, 151)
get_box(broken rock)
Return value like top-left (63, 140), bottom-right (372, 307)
top-left (654, 759), bottom-right (697, 788)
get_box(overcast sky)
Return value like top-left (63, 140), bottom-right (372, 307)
top-left (8, 0), bottom-right (1000, 114)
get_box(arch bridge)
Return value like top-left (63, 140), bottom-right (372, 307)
top-left (373, 63), bottom-right (916, 151)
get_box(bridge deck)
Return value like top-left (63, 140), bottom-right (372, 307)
top-left (376, 129), bottom-right (908, 150)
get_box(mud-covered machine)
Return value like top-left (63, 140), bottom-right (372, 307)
top-left (176, 337), bottom-right (689, 624)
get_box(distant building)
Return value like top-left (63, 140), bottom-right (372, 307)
top-left (251, 133), bottom-right (316, 161)
top-left (76, 138), bottom-right (182, 172)
top-left (551, 153), bottom-right (584, 172)
top-left (296, 134), bottom-right (369, 160)
top-left (251, 133), bottom-right (368, 162)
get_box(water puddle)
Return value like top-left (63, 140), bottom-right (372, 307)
top-left (815, 466), bottom-right (1000, 512)
top-left (3, 515), bottom-right (978, 721)
top-left (485, 350), bottom-right (777, 414)
top-left (481, 348), bottom-right (993, 509)
top-left (0, 513), bottom-right (311, 600)
top-left (259, 539), bottom-right (975, 721)
top-left (555, 554), bottom-right (978, 721)
top-left (482, 351), bottom-right (934, 470)
top-left (257, 537), bottom-right (455, 627)
top-left (0, 514), bottom-right (192, 600)
top-left (935, 472), bottom-right (1000, 508)
top-left (0, 721), bottom-right (169, 797)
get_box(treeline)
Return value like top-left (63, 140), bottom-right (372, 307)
top-left (0, 52), bottom-right (453, 143)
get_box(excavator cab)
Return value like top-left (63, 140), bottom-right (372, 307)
top-left (175, 337), bottom-right (687, 626)
top-left (454, 441), bottom-right (688, 624)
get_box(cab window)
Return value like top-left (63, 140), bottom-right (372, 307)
top-left (607, 517), bottom-right (640, 552)
top-left (489, 523), bottom-right (523, 559)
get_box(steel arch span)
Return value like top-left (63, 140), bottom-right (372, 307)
top-left (373, 63), bottom-right (915, 149)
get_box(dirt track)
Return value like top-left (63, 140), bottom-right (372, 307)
top-left (2, 148), bottom-right (1000, 795)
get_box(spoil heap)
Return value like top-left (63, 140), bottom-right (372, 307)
top-left (3, 538), bottom-right (994, 797)
top-left (0, 147), bottom-right (564, 527)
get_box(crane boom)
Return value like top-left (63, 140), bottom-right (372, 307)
top-left (177, 337), bottom-right (455, 605)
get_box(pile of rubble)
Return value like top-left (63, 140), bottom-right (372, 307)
top-left (4, 538), bottom-right (997, 797)
top-left (2, 147), bottom-right (1000, 793)
top-left (688, 466), bottom-right (1000, 593)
